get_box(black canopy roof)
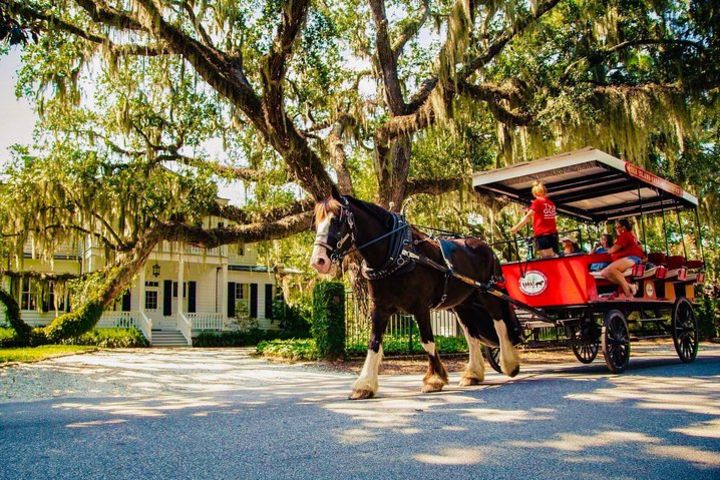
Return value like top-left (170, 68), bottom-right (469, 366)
top-left (472, 147), bottom-right (698, 223)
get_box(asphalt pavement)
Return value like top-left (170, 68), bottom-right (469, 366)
top-left (1, 345), bottom-right (719, 480)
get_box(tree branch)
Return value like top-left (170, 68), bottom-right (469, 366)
top-left (406, 177), bottom-right (463, 197)
top-left (391, 0), bottom-right (431, 58)
top-left (460, 0), bottom-right (562, 80)
top-left (458, 80), bottom-right (535, 126)
top-left (369, 0), bottom-right (407, 115)
top-left (159, 210), bottom-right (313, 249)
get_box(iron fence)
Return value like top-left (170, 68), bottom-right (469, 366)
top-left (344, 291), bottom-right (465, 357)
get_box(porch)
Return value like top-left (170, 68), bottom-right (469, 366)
top-left (99, 311), bottom-right (226, 346)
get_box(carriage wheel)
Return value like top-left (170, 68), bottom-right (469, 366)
top-left (601, 310), bottom-right (631, 373)
top-left (483, 346), bottom-right (502, 374)
top-left (672, 297), bottom-right (699, 363)
top-left (572, 340), bottom-right (600, 364)
top-left (572, 316), bottom-right (600, 364)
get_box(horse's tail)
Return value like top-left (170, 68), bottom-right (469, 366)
top-left (491, 249), bottom-right (523, 346)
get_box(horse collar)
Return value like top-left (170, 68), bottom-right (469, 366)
top-left (361, 213), bottom-right (415, 280)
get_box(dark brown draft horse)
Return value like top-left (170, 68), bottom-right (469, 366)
top-left (310, 190), bottom-right (522, 400)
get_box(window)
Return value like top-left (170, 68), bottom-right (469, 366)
top-left (145, 281), bottom-right (159, 287)
top-left (145, 291), bottom-right (158, 310)
top-left (20, 278), bottom-right (36, 311)
top-left (234, 284), bottom-right (247, 300)
top-left (237, 242), bottom-right (245, 256)
top-left (43, 281), bottom-right (66, 312)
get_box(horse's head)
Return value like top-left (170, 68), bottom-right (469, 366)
top-left (310, 194), bottom-right (355, 274)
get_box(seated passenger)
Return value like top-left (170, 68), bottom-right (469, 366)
top-left (560, 236), bottom-right (581, 254)
top-left (510, 181), bottom-right (558, 258)
top-left (593, 233), bottom-right (613, 254)
top-left (600, 219), bottom-right (644, 298)
top-left (589, 233), bottom-right (613, 271)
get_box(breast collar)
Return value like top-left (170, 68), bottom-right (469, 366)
top-left (361, 213), bottom-right (415, 280)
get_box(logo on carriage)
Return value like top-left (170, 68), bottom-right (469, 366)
top-left (518, 270), bottom-right (547, 296)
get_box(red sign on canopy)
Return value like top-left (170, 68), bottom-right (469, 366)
top-left (625, 162), bottom-right (684, 198)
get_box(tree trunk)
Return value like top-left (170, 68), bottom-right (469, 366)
top-left (375, 134), bottom-right (412, 211)
top-left (0, 288), bottom-right (30, 345)
top-left (39, 233), bottom-right (161, 342)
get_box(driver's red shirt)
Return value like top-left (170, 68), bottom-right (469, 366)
top-left (612, 230), bottom-right (644, 261)
top-left (530, 197), bottom-right (557, 236)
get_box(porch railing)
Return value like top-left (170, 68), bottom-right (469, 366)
top-left (99, 311), bottom-right (140, 329)
top-left (187, 312), bottom-right (224, 331)
top-left (177, 312), bottom-right (193, 346)
top-left (138, 311), bottom-right (153, 343)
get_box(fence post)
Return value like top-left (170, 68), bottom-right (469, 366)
top-left (312, 281), bottom-right (346, 360)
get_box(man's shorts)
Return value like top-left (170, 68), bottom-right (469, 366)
top-left (536, 233), bottom-right (559, 253)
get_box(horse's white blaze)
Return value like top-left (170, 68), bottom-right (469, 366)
top-left (310, 214), bottom-right (334, 274)
top-left (493, 319), bottom-right (520, 376)
top-left (421, 341), bottom-right (436, 356)
top-left (460, 325), bottom-right (484, 383)
top-left (352, 346), bottom-right (383, 394)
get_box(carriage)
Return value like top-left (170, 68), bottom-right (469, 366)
top-left (472, 147), bottom-right (706, 373)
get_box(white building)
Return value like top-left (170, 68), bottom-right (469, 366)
top-left (2, 208), bottom-right (280, 346)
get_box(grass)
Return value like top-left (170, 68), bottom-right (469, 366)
top-left (0, 345), bottom-right (97, 364)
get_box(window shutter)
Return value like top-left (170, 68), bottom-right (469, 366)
top-left (250, 283), bottom-right (258, 318)
top-left (163, 280), bottom-right (172, 316)
top-left (122, 290), bottom-right (131, 312)
top-left (264, 284), bottom-right (273, 319)
top-left (227, 282), bottom-right (236, 317)
top-left (188, 281), bottom-right (197, 313)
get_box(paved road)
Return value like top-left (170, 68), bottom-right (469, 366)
top-left (1, 345), bottom-right (719, 480)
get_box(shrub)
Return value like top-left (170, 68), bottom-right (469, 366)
top-left (272, 296), bottom-right (312, 338)
top-left (0, 327), bottom-right (21, 348)
top-left (61, 327), bottom-right (149, 348)
top-left (312, 281), bottom-right (345, 360)
top-left (42, 301), bottom-right (104, 343)
top-left (345, 335), bottom-right (469, 357)
top-left (696, 293), bottom-right (719, 340)
top-left (193, 328), bottom-right (299, 347)
top-left (257, 338), bottom-right (317, 361)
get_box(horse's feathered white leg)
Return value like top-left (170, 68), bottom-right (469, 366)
top-left (350, 346), bottom-right (383, 400)
top-left (493, 318), bottom-right (520, 377)
top-left (459, 325), bottom-right (485, 386)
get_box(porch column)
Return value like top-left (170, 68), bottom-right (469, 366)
top-left (221, 263), bottom-right (229, 327)
top-left (177, 258), bottom-right (185, 317)
top-left (138, 265), bottom-right (146, 315)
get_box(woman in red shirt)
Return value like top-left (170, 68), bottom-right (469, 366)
top-left (510, 181), bottom-right (558, 258)
top-left (600, 219), bottom-right (644, 298)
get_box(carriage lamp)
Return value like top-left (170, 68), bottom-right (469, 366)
top-left (152, 263), bottom-right (161, 278)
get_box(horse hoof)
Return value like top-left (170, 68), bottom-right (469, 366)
top-left (421, 383), bottom-right (445, 393)
top-left (349, 389), bottom-right (375, 400)
top-left (507, 366), bottom-right (520, 378)
top-left (459, 377), bottom-right (481, 387)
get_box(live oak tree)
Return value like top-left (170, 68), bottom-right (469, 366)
top-left (1, 0), bottom-right (718, 341)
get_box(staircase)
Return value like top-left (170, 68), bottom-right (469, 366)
top-left (151, 330), bottom-right (190, 347)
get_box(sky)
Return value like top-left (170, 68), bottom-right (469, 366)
top-left (0, 48), bottom-right (35, 164)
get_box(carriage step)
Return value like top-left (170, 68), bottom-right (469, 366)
top-left (637, 317), bottom-right (666, 323)
top-left (525, 321), bottom-right (556, 329)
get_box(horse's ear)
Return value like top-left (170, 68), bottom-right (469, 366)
top-left (330, 184), bottom-right (342, 201)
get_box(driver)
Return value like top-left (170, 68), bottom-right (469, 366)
top-left (510, 181), bottom-right (558, 258)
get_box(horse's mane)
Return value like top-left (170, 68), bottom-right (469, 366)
top-left (345, 195), bottom-right (394, 227)
top-left (314, 195), bottom-right (395, 228)
top-left (314, 198), bottom-right (342, 225)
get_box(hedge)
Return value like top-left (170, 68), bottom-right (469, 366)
top-left (61, 327), bottom-right (149, 348)
top-left (257, 338), bottom-right (317, 361)
top-left (312, 281), bottom-right (345, 360)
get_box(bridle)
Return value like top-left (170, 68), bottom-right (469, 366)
top-left (313, 196), bottom-right (411, 268)
top-left (313, 197), bottom-right (357, 264)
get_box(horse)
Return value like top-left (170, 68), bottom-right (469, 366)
top-left (310, 189), bottom-right (523, 400)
